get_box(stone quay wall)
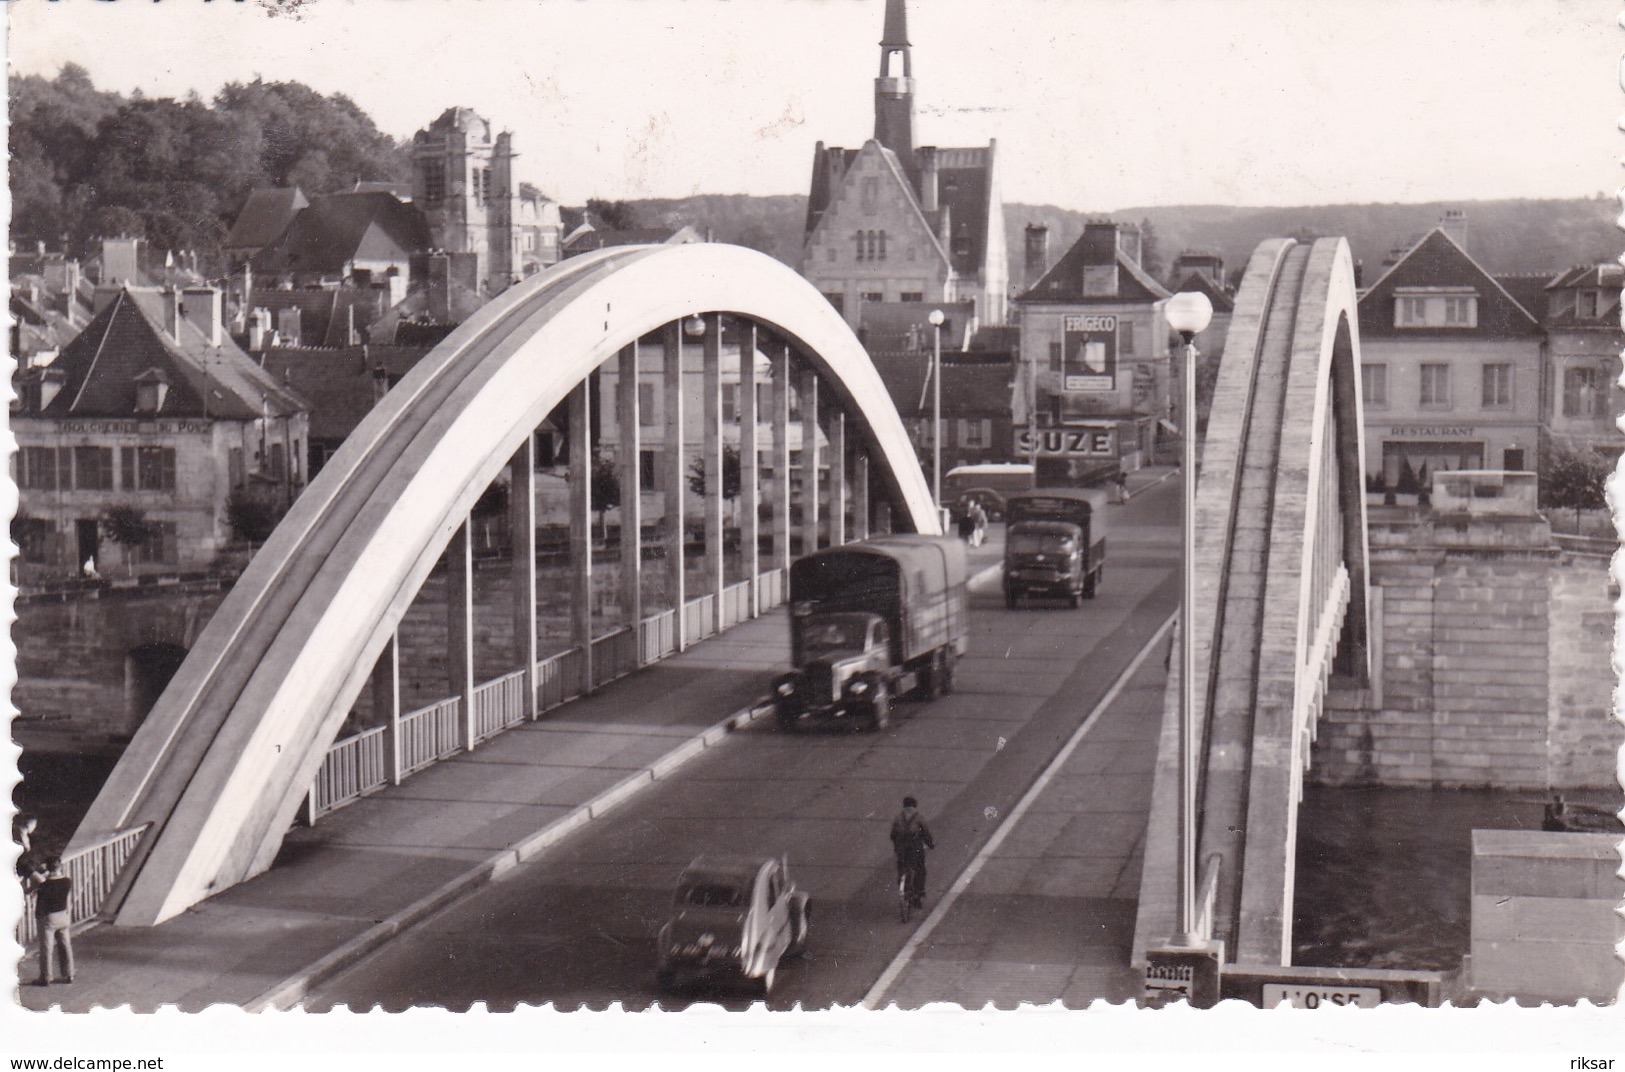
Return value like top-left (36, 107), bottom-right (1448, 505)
top-left (1313, 516), bottom-right (1618, 790)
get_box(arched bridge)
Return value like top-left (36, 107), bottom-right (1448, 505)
top-left (1136, 237), bottom-right (1372, 969)
top-left (72, 244), bottom-right (942, 926)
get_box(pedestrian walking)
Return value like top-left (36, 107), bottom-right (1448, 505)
top-left (33, 855), bottom-right (74, 986)
top-left (1112, 470), bottom-right (1129, 504)
top-left (890, 795), bottom-right (935, 920)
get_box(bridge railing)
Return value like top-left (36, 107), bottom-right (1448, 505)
top-left (641, 610), bottom-right (678, 662)
top-left (719, 580), bottom-right (752, 631)
top-left (400, 697), bottom-right (462, 777)
top-left (310, 725), bottom-right (390, 815)
top-left (305, 573), bottom-right (790, 823)
top-left (474, 668), bottom-right (530, 742)
top-left (16, 823), bottom-right (151, 949)
top-left (682, 595), bottom-right (716, 647)
top-left (593, 626), bottom-right (639, 688)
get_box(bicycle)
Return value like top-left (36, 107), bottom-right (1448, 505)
top-left (897, 865), bottom-right (924, 923)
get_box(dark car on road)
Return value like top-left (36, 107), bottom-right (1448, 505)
top-left (655, 854), bottom-right (809, 996)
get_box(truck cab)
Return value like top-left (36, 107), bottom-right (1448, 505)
top-left (1002, 488), bottom-right (1108, 608)
top-left (774, 610), bottom-right (893, 729)
top-left (773, 536), bottom-right (968, 732)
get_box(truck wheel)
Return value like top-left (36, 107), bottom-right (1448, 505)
top-left (1069, 590), bottom-right (1082, 609)
top-left (866, 686), bottom-right (890, 731)
top-left (940, 653), bottom-right (956, 695)
top-left (924, 650), bottom-right (945, 700)
top-left (1004, 587), bottom-right (1018, 610)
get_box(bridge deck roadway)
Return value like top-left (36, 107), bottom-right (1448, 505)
top-left (19, 470), bottom-right (1178, 1012)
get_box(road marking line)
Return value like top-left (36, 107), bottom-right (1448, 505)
top-left (861, 611), bottom-right (1176, 1010)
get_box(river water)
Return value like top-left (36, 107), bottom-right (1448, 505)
top-left (1292, 785), bottom-right (1622, 971)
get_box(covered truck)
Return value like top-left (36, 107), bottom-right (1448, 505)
top-left (1002, 488), bottom-right (1109, 608)
top-left (773, 535), bottom-right (969, 731)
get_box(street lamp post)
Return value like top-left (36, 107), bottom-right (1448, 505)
top-left (1164, 290), bottom-right (1212, 949)
top-left (928, 309), bottom-right (945, 522)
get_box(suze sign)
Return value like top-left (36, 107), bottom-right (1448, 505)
top-left (1261, 983), bottom-right (1381, 1009)
top-left (1013, 426), bottom-right (1116, 458)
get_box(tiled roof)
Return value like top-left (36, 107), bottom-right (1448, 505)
top-left (804, 141), bottom-right (993, 274)
top-left (1547, 263), bottom-right (1622, 291)
top-left (34, 288), bottom-right (305, 421)
top-left (1015, 229), bottom-right (1171, 305)
top-left (259, 344), bottom-right (434, 441)
top-left (247, 287), bottom-right (393, 348)
top-left (1169, 270), bottom-right (1235, 314)
top-left (225, 187), bottom-right (310, 253)
top-left (869, 351), bottom-right (1013, 418)
top-left (253, 192), bottom-right (430, 276)
top-left (968, 324), bottom-right (1019, 354)
top-left (1541, 264), bottom-right (1622, 329)
top-left (858, 300), bottom-right (975, 351)
top-left (1494, 273), bottom-right (1555, 323)
top-left (1356, 229), bottom-right (1541, 338)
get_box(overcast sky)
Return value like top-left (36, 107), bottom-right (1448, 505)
top-left (6, 0), bottom-right (1617, 211)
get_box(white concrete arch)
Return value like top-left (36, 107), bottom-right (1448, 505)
top-left (1135, 236), bottom-right (1371, 969)
top-left (75, 244), bottom-right (939, 925)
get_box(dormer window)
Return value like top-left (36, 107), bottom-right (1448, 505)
top-left (1578, 289), bottom-right (1601, 319)
top-left (1395, 288), bottom-right (1477, 328)
top-left (134, 369), bottom-right (170, 414)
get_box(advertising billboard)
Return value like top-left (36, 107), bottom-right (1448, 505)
top-left (1062, 314), bottom-right (1117, 392)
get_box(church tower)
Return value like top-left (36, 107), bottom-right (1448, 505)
top-left (874, 0), bottom-right (915, 159)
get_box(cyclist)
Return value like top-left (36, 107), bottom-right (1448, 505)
top-left (890, 795), bottom-right (935, 917)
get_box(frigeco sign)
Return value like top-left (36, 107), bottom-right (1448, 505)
top-left (1062, 314), bottom-right (1117, 392)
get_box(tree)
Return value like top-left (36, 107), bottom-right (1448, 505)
top-left (687, 444), bottom-right (742, 502)
top-left (1540, 443), bottom-right (1611, 528)
top-left (226, 489), bottom-right (279, 545)
top-left (591, 451), bottom-right (622, 538)
top-left (586, 198), bottom-right (640, 231)
top-left (103, 504), bottom-right (158, 573)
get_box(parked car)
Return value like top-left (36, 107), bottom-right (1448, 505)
top-left (655, 854), bottom-right (810, 995)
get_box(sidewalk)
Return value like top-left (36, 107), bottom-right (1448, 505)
top-left (1122, 464), bottom-right (1176, 502)
top-left (17, 611), bottom-right (790, 1012)
top-left (874, 633), bottom-right (1167, 1008)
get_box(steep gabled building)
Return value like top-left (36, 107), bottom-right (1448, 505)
top-left (1355, 225), bottom-right (1543, 494)
top-left (1540, 264), bottom-right (1623, 460)
top-left (800, 0), bottom-right (1008, 329)
top-left (1013, 220), bottom-right (1174, 481)
top-left (11, 286), bottom-right (309, 577)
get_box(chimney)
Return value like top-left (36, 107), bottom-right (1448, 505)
top-left (428, 253), bottom-right (452, 323)
top-left (182, 286), bottom-right (223, 346)
top-left (1117, 223), bottom-right (1142, 267)
top-left (918, 146), bottom-right (939, 213)
top-left (247, 307), bottom-right (271, 351)
top-left (1080, 221), bottom-right (1122, 297)
top-left (102, 237), bottom-right (142, 285)
top-left (1024, 224), bottom-right (1050, 287)
top-left (1440, 209), bottom-right (1468, 250)
top-left (162, 287), bottom-right (184, 341)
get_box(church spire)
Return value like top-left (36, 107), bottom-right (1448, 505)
top-left (874, 0), bottom-right (915, 158)
top-left (881, 0), bottom-right (909, 48)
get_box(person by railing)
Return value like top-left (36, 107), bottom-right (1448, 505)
top-left (30, 855), bottom-right (75, 986)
